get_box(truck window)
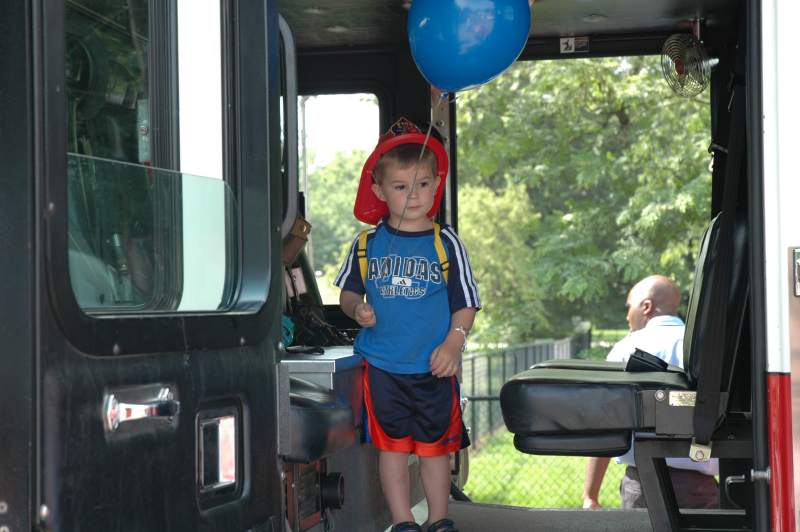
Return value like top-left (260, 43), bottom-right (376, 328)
top-left (298, 93), bottom-right (379, 304)
top-left (456, 55), bottom-right (712, 506)
top-left (458, 55), bottom-right (711, 346)
top-left (66, 0), bottom-right (236, 313)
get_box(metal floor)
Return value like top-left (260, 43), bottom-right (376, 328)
top-left (381, 499), bottom-right (653, 532)
top-left (447, 501), bottom-right (653, 532)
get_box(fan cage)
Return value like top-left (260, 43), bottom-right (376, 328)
top-left (661, 34), bottom-right (711, 97)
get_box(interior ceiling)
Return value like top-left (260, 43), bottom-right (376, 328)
top-left (278, 0), bottom-right (737, 50)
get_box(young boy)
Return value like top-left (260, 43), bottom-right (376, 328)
top-left (335, 118), bottom-right (480, 532)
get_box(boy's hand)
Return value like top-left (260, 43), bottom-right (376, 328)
top-left (354, 302), bottom-right (376, 327)
top-left (430, 336), bottom-right (462, 378)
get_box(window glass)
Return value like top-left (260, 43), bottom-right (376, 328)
top-left (67, 154), bottom-right (236, 312)
top-left (66, 0), bottom-right (234, 314)
top-left (298, 94), bottom-right (379, 304)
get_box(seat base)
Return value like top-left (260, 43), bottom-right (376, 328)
top-left (514, 432), bottom-right (631, 456)
top-left (633, 434), bottom-right (752, 532)
top-left (500, 364), bottom-right (690, 456)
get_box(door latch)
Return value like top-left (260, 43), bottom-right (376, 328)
top-left (104, 385), bottom-right (180, 432)
top-left (793, 249), bottom-right (800, 297)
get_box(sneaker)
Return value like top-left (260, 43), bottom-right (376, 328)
top-left (427, 518), bottom-right (459, 532)
top-left (391, 522), bottom-right (422, 532)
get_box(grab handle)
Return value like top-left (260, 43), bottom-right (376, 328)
top-left (104, 386), bottom-right (180, 432)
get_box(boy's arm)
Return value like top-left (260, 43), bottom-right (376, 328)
top-left (449, 307), bottom-right (476, 343)
top-left (340, 289), bottom-right (376, 327)
top-left (430, 307), bottom-right (476, 378)
top-left (441, 226), bottom-right (481, 312)
top-left (339, 290), bottom-right (362, 319)
top-left (335, 234), bottom-right (374, 327)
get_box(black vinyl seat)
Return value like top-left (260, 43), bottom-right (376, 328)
top-left (500, 212), bottom-right (749, 458)
top-left (502, 364), bottom-right (690, 456)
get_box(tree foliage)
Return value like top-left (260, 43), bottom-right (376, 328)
top-left (457, 57), bottom-right (711, 341)
top-left (310, 57), bottom-right (711, 343)
top-left (305, 150), bottom-right (369, 273)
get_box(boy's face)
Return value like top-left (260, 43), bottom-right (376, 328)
top-left (372, 161), bottom-right (440, 230)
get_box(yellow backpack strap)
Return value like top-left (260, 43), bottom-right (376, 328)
top-left (433, 223), bottom-right (449, 284)
top-left (357, 229), bottom-right (369, 285)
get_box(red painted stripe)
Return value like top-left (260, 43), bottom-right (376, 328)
top-left (768, 373), bottom-right (796, 532)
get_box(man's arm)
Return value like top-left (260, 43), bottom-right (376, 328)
top-left (581, 333), bottom-right (633, 508)
top-left (582, 456), bottom-right (611, 509)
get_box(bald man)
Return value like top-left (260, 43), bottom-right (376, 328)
top-left (581, 275), bottom-right (719, 510)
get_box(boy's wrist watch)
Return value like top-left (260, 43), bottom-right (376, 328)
top-left (452, 326), bottom-right (468, 352)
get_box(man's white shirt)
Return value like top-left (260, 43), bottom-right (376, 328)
top-left (607, 315), bottom-right (718, 476)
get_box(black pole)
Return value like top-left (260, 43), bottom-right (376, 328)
top-left (745, 0), bottom-right (771, 529)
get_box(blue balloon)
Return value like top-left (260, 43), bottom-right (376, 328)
top-left (408, 0), bottom-right (531, 93)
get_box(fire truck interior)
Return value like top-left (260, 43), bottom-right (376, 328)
top-left (0, 0), bottom-right (773, 531)
top-left (278, 1), bottom-right (763, 531)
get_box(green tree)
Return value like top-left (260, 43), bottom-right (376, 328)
top-left (458, 183), bottom-right (547, 343)
top-left (306, 150), bottom-right (369, 274)
top-left (458, 57), bottom-right (711, 339)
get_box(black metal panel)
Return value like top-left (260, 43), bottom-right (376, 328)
top-left (519, 32), bottom-right (675, 61)
top-left (32, 0), bottom-right (285, 530)
top-left (527, 0), bottom-right (736, 39)
top-left (708, 31), bottom-right (735, 216)
top-left (744, 0), bottom-right (771, 529)
top-left (519, 20), bottom-right (740, 61)
top-left (38, 335), bottom-right (281, 530)
top-left (635, 435), bottom-right (753, 531)
top-left (297, 45), bottom-right (430, 129)
top-left (278, 0), bottom-right (738, 49)
top-left (279, 0), bottom-right (409, 49)
top-left (447, 98), bottom-right (459, 232)
top-left (148, 0), bottom-right (179, 170)
top-left (0, 1), bottom-right (35, 529)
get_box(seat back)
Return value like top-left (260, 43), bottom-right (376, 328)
top-left (682, 212), bottom-right (749, 391)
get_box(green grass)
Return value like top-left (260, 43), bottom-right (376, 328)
top-left (575, 346), bottom-right (611, 361)
top-left (592, 328), bottom-right (628, 344)
top-left (464, 430), bottom-right (626, 509)
top-left (576, 328), bottom-right (629, 360)
top-left (460, 329), bottom-right (631, 508)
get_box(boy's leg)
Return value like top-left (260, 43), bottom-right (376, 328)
top-left (380, 450), bottom-right (416, 524)
top-left (419, 454), bottom-right (450, 524)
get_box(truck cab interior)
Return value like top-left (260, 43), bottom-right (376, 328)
top-left (278, 1), bottom-right (764, 531)
top-left (0, 0), bottom-right (770, 531)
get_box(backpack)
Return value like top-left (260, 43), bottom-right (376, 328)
top-left (356, 222), bottom-right (449, 286)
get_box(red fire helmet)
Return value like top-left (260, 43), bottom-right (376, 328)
top-left (353, 117), bottom-right (449, 225)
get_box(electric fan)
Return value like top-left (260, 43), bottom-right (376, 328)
top-left (660, 33), bottom-right (712, 98)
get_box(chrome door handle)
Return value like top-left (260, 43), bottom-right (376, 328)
top-left (794, 249), bottom-right (800, 297)
top-left (104, 386), bottom-right (180, 432)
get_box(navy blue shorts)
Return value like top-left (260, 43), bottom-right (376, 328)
top-left (363, 362), bottom-right (469, 456)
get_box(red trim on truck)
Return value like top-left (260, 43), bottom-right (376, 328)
top-left (768, 373), bottom-right (796, 532)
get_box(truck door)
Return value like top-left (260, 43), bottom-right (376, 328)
top-left (4, 1), bottom-right (284, 530)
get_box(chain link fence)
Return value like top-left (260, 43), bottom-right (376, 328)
top-left (460, 331), bottom-right (629, 508)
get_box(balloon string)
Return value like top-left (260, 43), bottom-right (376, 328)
top-left (386, 93), bottom-right (449, 257)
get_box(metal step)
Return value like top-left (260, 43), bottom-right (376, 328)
top-left (448, 501), bottom-right (653, 532)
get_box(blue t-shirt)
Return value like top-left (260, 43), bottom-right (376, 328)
top-left (335, 221), bottom-right (480, 374)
